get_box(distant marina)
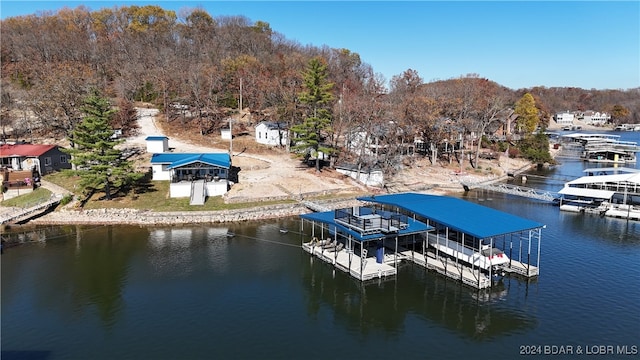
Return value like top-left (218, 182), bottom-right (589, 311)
top-left (556, 133), bottom-right (640, 164)
top-left (557, 167), bottom-right (640, 220)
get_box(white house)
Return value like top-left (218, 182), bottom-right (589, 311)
top-left (579, 111), bottom-right (611, 125)
top-left (145, 136), bottom-right (169, 153)
top-left (149, 152), bottom-right (232, 199)
top-left (554, 112), bottom-right (575, 126)
top-left (336, 164), bottom-right (384, 187)
top-left (255, 121), bottom-right (288, 146)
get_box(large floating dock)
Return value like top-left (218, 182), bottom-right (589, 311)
top-left (300, 193), bottom-right (543, 289)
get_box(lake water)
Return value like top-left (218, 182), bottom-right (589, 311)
top-left (2, 131), bottom-right (639, 359)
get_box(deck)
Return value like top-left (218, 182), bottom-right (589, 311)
top-left (302, 242), bottom-right (397, 281)
top-left (0, 195), bottom-right (62, 225)
top-left (400, 250), bottom-right (492, 289)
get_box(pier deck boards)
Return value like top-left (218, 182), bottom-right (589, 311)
top-left (502, 259), bottom-right (539, 277)
top-left (303, 242), bottom-right (397, 281)
top-left (401, 250), bottom-right (492, 289)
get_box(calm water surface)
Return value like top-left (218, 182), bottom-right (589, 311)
top-left (2, 131), bottom-right (639, 359)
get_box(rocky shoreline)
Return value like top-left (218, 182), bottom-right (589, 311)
top-left (29, 198), bottom-right (364, 226)
top-left (24, 165), bottom-right (532, 226)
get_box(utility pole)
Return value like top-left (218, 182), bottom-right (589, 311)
top-left (232, 78), bottom-right (242, 156)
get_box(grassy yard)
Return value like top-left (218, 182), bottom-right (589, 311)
top-left (1, 187), bottom-right (53, 207)
top-left (43, 172), bottom-right (297, 211)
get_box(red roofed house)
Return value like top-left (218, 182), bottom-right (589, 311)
top-left (0, 143), bottom-right (71, 175)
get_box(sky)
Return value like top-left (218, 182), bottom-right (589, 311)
top-left (1, 1), bottom-right (639, 90)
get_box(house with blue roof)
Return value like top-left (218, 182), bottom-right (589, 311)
top-left (150, 152), bottom-right (232, 201)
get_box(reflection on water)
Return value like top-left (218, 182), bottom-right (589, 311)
top-left (2, 179), bottom-right (639, 359)
top-left (302, 256), bottom-right (537, 341)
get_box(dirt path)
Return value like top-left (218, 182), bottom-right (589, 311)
top-left (123, 108), bottom-right (367, 202)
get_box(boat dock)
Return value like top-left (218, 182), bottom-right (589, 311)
top-left (401, 250), bottom-right (491, 289)
top-left (300, 193), bottom-right (543, 290)
top-left (558, 133), bottom-right (640, 163)
top-left (0, 194), bottom-right (62, 225)
top-left (303, 241), bottom-right (398, 281)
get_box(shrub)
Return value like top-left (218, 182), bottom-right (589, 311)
top-left (59, 194), bottom-right (74, 206)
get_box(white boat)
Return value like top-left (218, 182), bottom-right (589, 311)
top-left (427, 235), bottom-right (509, 271)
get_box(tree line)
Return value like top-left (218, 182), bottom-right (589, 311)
top-left (1, 5), bottom-right (638, 178)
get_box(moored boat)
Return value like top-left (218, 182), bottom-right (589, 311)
top-left (427, 234), bottom-right (509, 271)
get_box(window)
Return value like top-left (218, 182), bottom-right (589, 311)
top-left (44, 157), bottom-right (51, 166)
top-left (60, 155), bottom-right (67, 163)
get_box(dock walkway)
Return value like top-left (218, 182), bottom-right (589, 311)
top-left (302, 242), bottom-right (397, 281)
top-left (1, 194), bottom-right (63, 225)
top-left (401, 250), bottom-right (492, 289)
top-left (461, 180), bottom-right (559, 203)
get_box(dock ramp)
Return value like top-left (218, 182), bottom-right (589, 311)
top-left (1, 195), bottom-right (62, 224)
top-left (461, 179), bottom-right (558, 203)
top-left (301, 200), bottom-right (331, 212)
top-left (190, 180), bottom-right (206, 205)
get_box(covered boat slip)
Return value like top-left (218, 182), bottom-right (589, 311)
top-left (300, 209), bottom-right (430, 282)
top-left (358, 193), bottom-right (543, 280)
top-left (559, 133), bottom-right (640, 163)
top-left (300, 193), bottom-right (543, 289)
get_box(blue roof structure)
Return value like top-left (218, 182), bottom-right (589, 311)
top-left (145, 136), bottom-right (168, 141)
top-left (300, 210), bottom-right (432, 242)
top-left (358, 193), bottom-right (544, 239)
top-left (150, 153), bottom-right (231, 169)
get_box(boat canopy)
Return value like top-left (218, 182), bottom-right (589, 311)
top-left (558, 187), bottom-right (615, 199)
top-left (358, 193), bottom-right (544, 240)
top-left (583, 167), bottom-right (640, 175)
top-left (300, 210), bottom-right (432, 243)
top-left (567, 172), bottom-right (640, 186)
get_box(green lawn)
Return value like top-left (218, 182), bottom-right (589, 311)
top-left (1, 187), bottom-right (53, 207)
top-left (43, 172), bottom-right (297, 211)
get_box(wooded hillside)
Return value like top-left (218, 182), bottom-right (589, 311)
top-left (1, 5), bottom-right (638, 169)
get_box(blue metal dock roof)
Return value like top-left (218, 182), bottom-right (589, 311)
top-left (358, 193), bottom-right (544, 239)
top-left (150, 153), bottom-right (231, 169)
top-left (300, 210), bottom-right (432, 242)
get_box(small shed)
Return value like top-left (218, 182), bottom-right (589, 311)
top-left (255, 121), bottom-right (288, 146)
top-left (145, 136), bottom-right (169, 153)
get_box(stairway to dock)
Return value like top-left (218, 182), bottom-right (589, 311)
top-left (1, 195), bottom-right (63, 224)
top-left (189, 180), bottom-right (206, 205)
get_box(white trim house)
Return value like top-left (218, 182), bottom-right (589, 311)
top-left (150, 153), bottom-right (232, 198)
top-left (554, 112), bottom-right (575, 126)
top-left (255, 121), bottom-right (288, 146)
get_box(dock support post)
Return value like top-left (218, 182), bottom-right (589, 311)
top-left (489, 238), bottom-right (493, 286)
top-left (527, 230), bottom-right (532, 276)
top-left (536, 229), bottom-right (542, 274)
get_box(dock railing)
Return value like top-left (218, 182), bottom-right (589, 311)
top-left (0, 194), bottom-right (63, 224)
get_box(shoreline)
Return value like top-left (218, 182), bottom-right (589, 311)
top-left (5, 162), bottom-right (535, 227)
top-left (24, 176), bottom-right (521, 226)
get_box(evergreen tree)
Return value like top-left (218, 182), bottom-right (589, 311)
top-left (290, 57), bottom-right (335, 172)
top-left (65, 90), bottom-right (143, 200)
